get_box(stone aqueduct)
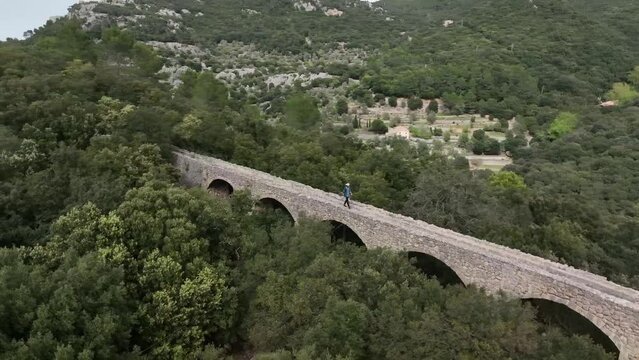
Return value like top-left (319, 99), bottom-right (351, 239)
top-left (174, 149), bottom-right (639, 360)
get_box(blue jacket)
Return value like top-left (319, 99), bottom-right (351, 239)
top-left (343, 186), bottom-right (352, 198)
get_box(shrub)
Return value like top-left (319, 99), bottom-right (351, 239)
top-left (428, 99), bottom-right (439, 113)
top-left (427, 111), bottom-right (437, 124)
top-left (407, 97), bottom-right (423, 111)
top-left (374, 93), bottom-right (386, 104)
top-left (339, 125), bottom-right (352, 135)
top-left (410, 126), bottom-right (432, 139)
top-left (458, 132), bottom-right (470, 149)
top-left (369, 118), bottom-right (388, 134)
top-left (336, 98), bottom-right (349, 115)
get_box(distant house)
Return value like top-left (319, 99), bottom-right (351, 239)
top-left (387, 126), bottom-right (410, 140)
top-left (600, 100), bottom-right (618, 108)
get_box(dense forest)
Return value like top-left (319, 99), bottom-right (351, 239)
top-left (74, 0), bottom-right (639, 287)
top-left (2, 0), bottom-right (639, 358)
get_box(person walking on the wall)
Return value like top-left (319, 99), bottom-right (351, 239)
top-left (343, 183), bottom-right (352, 209)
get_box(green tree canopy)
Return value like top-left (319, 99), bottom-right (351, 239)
top-left (489, 171), bottom-right (527, 190)
top-left (548, 112), bottom-right (579, 138)
top-left (606, 82), bottom-right (639, 105)
top-left (285, 93), bottom-right (321, 130)
top-left (191, 72), bottom-right (230, 111)
top-left (628, 65), bottom-right (639, 87)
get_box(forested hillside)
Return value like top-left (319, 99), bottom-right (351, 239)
top-left (81, 0), bottom-right (639, 116)
top-left (67, 0), bottom-right (639, 287)
top-left (1, 0), bottom-right (639, 358)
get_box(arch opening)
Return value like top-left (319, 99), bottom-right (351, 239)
top-left (523, 298), bottom-right (620, 357)
top-left (328, 220), bottom-right (366, 248)
top-left (407, 251), bottom-right (465, 287)
top-left (208, 179), bottom-right (233, 197)
top-left (255, 198), bottom-right (295, 224)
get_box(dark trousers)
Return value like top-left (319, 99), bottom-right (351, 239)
top-left (344, 197), bottom-right (350, 208)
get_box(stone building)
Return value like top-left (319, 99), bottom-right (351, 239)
top-left (386, 125), bottom-right (410, 139)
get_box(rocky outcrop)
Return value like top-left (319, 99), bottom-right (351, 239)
top-left (325, 8), bottom-right (344, 16)
top-left (216, 67), bottom-right (257, 81)
top-left (145, 41), bottom-right (208, 56)
top-left (293, 1), bottom-right (320, 12)
top-left (265, 72), bottom-right (332, 87)
top-left (158, 65), bottom-right (191, 88)
top-left (157, 8), bottom-right (181, 18)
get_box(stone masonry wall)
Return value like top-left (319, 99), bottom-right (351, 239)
top-left (174, 149), bottom-right (639, 360)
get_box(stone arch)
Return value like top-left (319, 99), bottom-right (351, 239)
top-left (207, 178), bottom-right (234, 197)
top-left (327, 220), bottom-right (366, 248)
top-left (407, 251), bottom-right (465, 287)
top-left (522, 297), bottom-right (620, 357)
top-left (256, 197), bottom-right (295, 223)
